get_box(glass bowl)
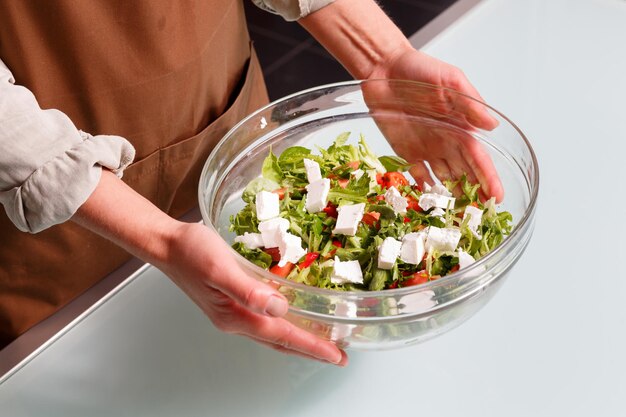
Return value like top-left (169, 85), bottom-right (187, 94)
top-left (199, 80), bottom-right (538, 350)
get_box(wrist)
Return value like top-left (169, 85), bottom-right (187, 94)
top-left (300, 0), bottom-right (412, 79)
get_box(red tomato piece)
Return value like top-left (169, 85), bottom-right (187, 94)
top-left (388, 281), bottom-right (399, 289)
top-left (298, 252), bottom-right (319, 269)
top-left (323, 202), bottom-right (338, 218)
top-left (401, 270), bottom-right (430, 287)
top-left (331, 239), bottom-right (343, 248)
top-left (337, 178), bottom-right (349, 188)
top-left (269, 262), bottom-right (294, 278)
top-left (407, 196), bottom-right (421, 212)
top-left (346, 161), bottom-right (360, 170)
top-left (264, 247), bottom-right (281, 262)
top-left (272, 187), bottom-right (287, 200)
top-left (362, 211), bottom-right (381, 226)
top-left (383, 171), bottom-right (409, 188)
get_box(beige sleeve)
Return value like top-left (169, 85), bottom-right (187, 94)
top-left (0, 58), bottom-right (135, 233)
top-left (251, 0), bottom-right (335, 21)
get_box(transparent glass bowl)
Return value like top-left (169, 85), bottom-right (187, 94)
top-left (199, 80), bottom-right (538, 350)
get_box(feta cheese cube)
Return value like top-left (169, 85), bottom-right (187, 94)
top-left (378, 236), bottom-right (402, 270)
top-left (303, 158), bottom-right (322, 183)
top-left (422, 182), bottom-right (452, 197)
top-left (234, 232), bottom-right (264, 249)
top-left (384, 186), bottom-right (408, 215)
top-left (305, 178), bottom-right (330, 213)
top-left (463, 205), bottom-right (483, 238)
top-left (331, 256), bottom-right (363, 284)
top-left (255, 190), bottom-right (280, 221)
top-left (277, 232), bottom-right (307, 267)
top-left (425, 226), bottom-right (462, 252)
top-left (258, 217), bottom-right (290, 248)
top-left (430, 183), bottom-right (452, 197)
top-left (351, 169), bottom-right (364, 180)
top-left (418, 193), bottom-right (455, 211)
top-left (430, 207), bottom-right (446, 218)
top-left (400, 232), bottom-right (426, 265)
top-left (332, 203), bottom-right (365, 236)
top-left (457, 250), bottom-right (476, 269)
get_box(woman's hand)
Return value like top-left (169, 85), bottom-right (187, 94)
top-left (301, 0), bottom-right (503, 201)
top-left (73, 171), bottom-right (347, 366)
top-left (157, 221), bottom-right (347, 365)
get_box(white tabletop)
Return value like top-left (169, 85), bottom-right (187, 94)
top-left (2, 0), bottom-right (626, 415)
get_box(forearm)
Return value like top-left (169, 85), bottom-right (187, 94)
top-left (71, 170), bottom-right (178, 266)
top-left (298, 0), bottom-right (412, 79)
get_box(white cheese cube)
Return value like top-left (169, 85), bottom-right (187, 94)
top-left (332, 203), bottom-right (365, 236)
top-left (430, 207), bottom-right (446, 218)
top-left (255, 190), bottom-right (280, 221)
top-left (457, 250), bottom-right (476, 269)
top-left (425, 226), bottom-right (462, 253)
top-left (463, 205), bottom-right (483, 238)
top-left (277, 232), bottom-right (307, 267)
top-left (303, 158), bottom-right (322, 183)
top-left (377, 236), bottom-right (402, 270)
top-left (305, 178), bottom-right (330, 213)
top-left (418, 193), bottom-right (455, 211)
top-left (422, 182), bottom-right (452, 197)
top-left (331, 256), bottom-right (363, 284)
top-left (258, 217), bottom-right (290, 248)
top-left (384, 186), bottom-right (408, 215)
top-left (430, 183), bottom-right (452, 197)
top-left (234, 232), bottom-right (264, 249)
top-left (400, 232), bottom-right (426, 265)
top-left (351, 169), bottom-right (364, 180)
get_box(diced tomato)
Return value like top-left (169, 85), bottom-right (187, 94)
top-left (470, 201), bottom-right (480, 208)
top-left (376, 194), bottom-right (385, 201)
top-left (376, 173), bottom-right (385, 185)
top-left (403, 216), bottom-right (411, 223)
top-left (346, 161), bottom-right (360, 170)
top-left (362, 211), bottom-right (381, 226)
top-left (388, 281), bottom-right (399, 289)
top-left (407, 196), bottom-right (421, 212)
top-left (264, 247), bottom-right (281, 262)
top-left (298, 252), bottom-right (319, 269)
top-left (331, 239), bottom-right (343, 248)
top-left (269, 262), bottom-right (294, 278)
top-left (401, 270), bottom-right (430, 287)
top-left (323, 202), bottom-right (338, 218)
top-left (337, 178), bottom-right (349, 188)
top-left (383, 172), bottom-right (409, 188)
top-left (272, 187), bottom-right (287, 200)
top-left (450, 265), bottom-right (460, 273)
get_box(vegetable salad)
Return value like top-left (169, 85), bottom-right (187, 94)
top-left (229, 133), bottom-right (512, 291)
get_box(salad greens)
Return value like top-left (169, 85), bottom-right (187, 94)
top-left (229, 133), bottom-right (512, 291)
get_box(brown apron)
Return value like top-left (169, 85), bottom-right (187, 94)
top-left (0, 0), bottom-right (269, 348)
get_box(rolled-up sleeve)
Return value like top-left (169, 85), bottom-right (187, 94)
top-left (251, 0), bottom-right (335, 21)
top-left (0, 58), bottom-right (135, 234)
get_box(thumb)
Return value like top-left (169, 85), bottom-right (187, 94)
top-left (208, 236), bottom-right (289, 317)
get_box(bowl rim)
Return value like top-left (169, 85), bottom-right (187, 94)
top-left (199, 79), bottom-right (540, 300)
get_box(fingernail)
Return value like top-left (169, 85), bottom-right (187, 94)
top-left (329, 350), bottom-right (348, 367)
top-left (265, 295), bottom-right (289, 317)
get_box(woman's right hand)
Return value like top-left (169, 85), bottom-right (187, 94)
top-left (156, 221), bottom-right (348, 366)
top-left (73, 171), bottom-right (347, 366)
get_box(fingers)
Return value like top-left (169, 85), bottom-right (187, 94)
top-left (451, 73), bottom-right (500, 131)
top-left (250, 337), bottom-right (349, 366)
top-left (208, 296), bottom-right (346, 366)
top-left (205, 231), bottom-right (290, 317)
